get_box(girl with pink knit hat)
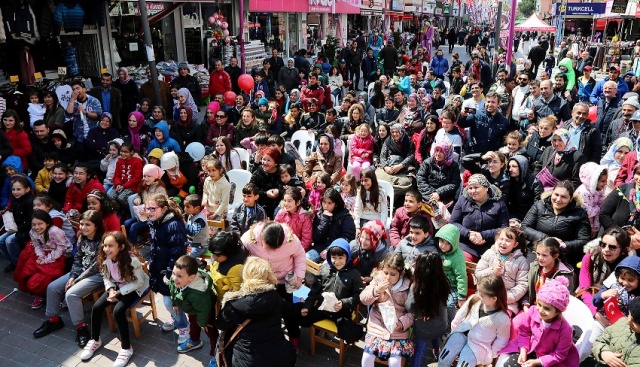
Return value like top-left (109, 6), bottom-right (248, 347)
top-left (123, 164), bottom-right (167, 243)
top-left (496, 277), bottom-right (579, 367)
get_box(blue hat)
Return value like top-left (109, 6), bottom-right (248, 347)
top-left (258, 97), bottom-right (268, 107)
top-left (616, 256), bottom-right (640, 278)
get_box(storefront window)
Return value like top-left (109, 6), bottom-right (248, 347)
top-left (288, 13), bottom-right (298, 58)
top-left (247, 13), bottom-right (284, 53)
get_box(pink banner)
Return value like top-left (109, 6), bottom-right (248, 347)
top-left (249, 0), bottom-right (361, 14)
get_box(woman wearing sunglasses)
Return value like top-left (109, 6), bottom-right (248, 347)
top-left (576, 226), bottom-right (630, 316)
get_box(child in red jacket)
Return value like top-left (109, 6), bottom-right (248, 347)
top-left (107, 142), bottom-right (143, 211)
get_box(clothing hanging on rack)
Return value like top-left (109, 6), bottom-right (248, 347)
top-left (2, 0), bottom-right (40, 43)
top-left (19, 45), bottom-right (35, 85)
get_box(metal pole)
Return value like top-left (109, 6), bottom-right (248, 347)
top-left (505, 0), bottom-right (517, 69)
top-left (239, 0), bottom-right (246, 73)
top-left (492, 1), bottom-right (503, 75)
top-left (138, 0), bottom-right (162, 108)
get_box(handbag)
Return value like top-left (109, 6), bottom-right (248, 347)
top-left (535, 153), bottom-right (560, 192)
top-left (216, 319), bottom-right (251, 367)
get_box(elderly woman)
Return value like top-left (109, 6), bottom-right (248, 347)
top-left (304, 133), bottom-right (343, 185)
top-left (521, 180), bottom-right (591, 267)
top-left (250, 147), bottom-right (283, 218)
top-left (449, 174), bottom-right (509, 262)
top-left (532, 128), bottom-right (585, 198)
top-left (416, 140), bottom-right (461, 206)
top-left (375, 123), bottom-right (416, 202)
top-left (240, 223), bottom-right (306, 353)
top-left (576, 226), bottom-right (630, 315)
top-left (218, 256), bottom-right (297, 367)
top-left (397, 93), bottom-right (424, 137)
top-left (84, 112), bottom-right (120, 162)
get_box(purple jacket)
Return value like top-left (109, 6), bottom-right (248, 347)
top-left (500, 307), bottom-right (579, 367)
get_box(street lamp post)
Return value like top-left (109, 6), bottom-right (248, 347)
top-left (138, 0), bottom-right (162, 108)
top-left (492, 0), bottom-right (503, 75)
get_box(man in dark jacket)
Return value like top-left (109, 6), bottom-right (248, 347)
top-left (458, 92), bottom-right (509, 154)
top-left (278, 59), bottom-right (300, 93)
top-left (171, 62), bottom-right (202, 106)
top-left (507, 155), bottom-right (535, 221)
top-left (379, 41), bottom-right (399, 77)
top-left (346, 41), bottom-right (363, 91)
top-left (532, 80), bottom-right (571, 124)
top-left (294, 49), bottom-right (311, 77)
top-left (575, 50), bottom-right (593, 77)
top-left (605, 98), bottom-right (640, 148)
top-left (361, 48), bottom-right (378, 85)
top-left (594, 80), bottom-right (622, 140)
top-left (89, 73), bottom-right (122, 130)
top-left (140, 67), bottom-right (172, 114)
top-left (28, 120), bottom-right (54, 180)
top-left (268, 48), bottom-right (285, 83)
top-left (560, 103), bottom-right (602, 163)
top-left (469, 54), bottom-right (492, 94)
top-left (528, 41), bottom-right (546, 76)
top-left (225, 57), bottom-right (243, 94)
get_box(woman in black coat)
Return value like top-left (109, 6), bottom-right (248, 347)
top-left (249, 147), bottom-right (282, 218)
top-left (599, 163), bottom-right (640, 253)
top-left (84, 112), bottom-right (120, 162)
top-left (416, 140), bottom-right (461, 205)
top-left (311, 188), bottom-right (356, 262)
top-left (218, 256), bottom-right (296, 367)
top-left (521, 181), bottom-right (592, 266)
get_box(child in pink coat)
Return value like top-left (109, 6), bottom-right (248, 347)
top-left (274, 187), bottom-right (313, 251)
top-left (496, 277), bottom-right (579, 367)
top-left (348, 124), bottom-right (375, 182)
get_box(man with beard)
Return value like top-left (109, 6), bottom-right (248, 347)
top-left (28, 120), bottom-right (54, 180)
top-left (458, 92), bottom-right (509, 154)
top-left (560, 102), bottom-right (602, 163)
top-left (89, 73), bottom-right (122, 130)
top-left (554, 73), bottom-right (577, 110)
top-left (511, 73), bottom-right (531, 126)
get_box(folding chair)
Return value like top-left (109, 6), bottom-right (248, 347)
top-left (376, 180), bottom-right (394, 229)
top-left (226, 169), bottom-right (252, 221)
top-left (235, 148), bottom-right (250, 170)
top-left (291, 130), bottom-right (315, 161)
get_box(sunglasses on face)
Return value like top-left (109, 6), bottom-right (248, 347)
top-left (600, 241), bottom-right (619, 251)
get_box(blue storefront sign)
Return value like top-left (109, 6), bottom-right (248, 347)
top-left (564, 3), bottom-right (606, 16)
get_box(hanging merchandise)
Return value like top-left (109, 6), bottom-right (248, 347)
top-left (0, 6), bottom-right (6, 42)
top-left (80, 0), bottom-right (106, 27)
top-left (63, 42), bottom-right (79, 76)
top-left (207, 12), bottom-right (231, 46)
top-left (19, 45), bottom-right (35, 85)
top-left (3, 0), bottom-right (40, 43)
top-left (53, 0), bottom-right (85, 34)
top-left (39, 0), bottom-right (56, 39)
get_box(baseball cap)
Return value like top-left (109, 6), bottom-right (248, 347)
top-left (583, 65), bottom-right (592, 71)
top-left (610, 65), bottom-right (621, 72)
top-left (340, 59), bottom-right (346, 63)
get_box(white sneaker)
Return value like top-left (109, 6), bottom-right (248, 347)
top-left (161, 320), bottom-right (174, 332)
top-left (113, 347), bottom-right (133, 367)
top-left (177, 327), bottom-right (189, 344)
top-left (80, 339), bottom-right (102, 361)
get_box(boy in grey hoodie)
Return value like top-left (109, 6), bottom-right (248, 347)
top-left (395, 216), bottom-right (437, 267)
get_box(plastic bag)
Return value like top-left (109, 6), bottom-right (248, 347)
top-left (318, 292), bottom-right (339, 312)
top-left (2, 212), bottom-right (17, 232)
top-left (379, 302), bottom-right (397, 333)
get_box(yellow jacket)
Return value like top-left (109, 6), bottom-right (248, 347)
top-left (35, 167), bottom-right (53, 193)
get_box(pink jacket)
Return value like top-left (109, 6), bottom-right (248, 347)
top-left (274, 208), bottom-right (313, 251)
top-left (241, 222), bottom-right (306, 284)
top-left (349, 134), bottom-right (374, 165)
top-left (360, 272), bottom-right (413, 341)
top-left (389, 207), bottom-right (433, 248)
top-left (475, 245), bottom-right (529, 314)
top-left (500, 307), bottom-right (579, 367)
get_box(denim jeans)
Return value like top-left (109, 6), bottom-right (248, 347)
top-left (0, 232), bottom-right (20, 265)
top-left (162, 295), bottom-right (189, 329)
top-left (124, 218), bottom-right (149, 243)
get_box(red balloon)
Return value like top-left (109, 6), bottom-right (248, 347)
top-left (224, 91), bottom-right (236, 107)
top-left (238, 74), bottom-right (255, 93)
top-left (589, 106), bottom-right (597, 123)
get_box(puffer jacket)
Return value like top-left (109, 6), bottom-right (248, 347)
top-left (312, 207), bottom-right (356, 256)
top-left (112, 156), bottom-right (144, 192)
top-left (210, 249), bottom-right (246, 303)
top-left (218, 285), bottom-right (296, 367)
top-left (507, 155), bottom-right (536, 221)
top-left (360, 273), bottom-right (413, 340)
top-left (241, 222), bottom-right (306, 284)
top-left (148, 212), bottom-right (187, 295)
top-left (475, 245), bottom-right (529, 313)
top-left (575, 162), bottom-right (607, 234)
top-left (449, 185), bottom-right (510, 258)
top-left (305, 239), bottom-right (363, 318)
top-left (395, 236), bottom-right (437, 266)
top-left (169, 269), bottom-right (216, 327)
top-left (430, 55), bottom-right (449, 77)
top-left (63, 177), bottom-right (105, 212)
top-left (521, 192), bottom-right (591, 266)
top-left (274, 207), bottom-right (313, 251)
top-left (592, 317), bottom-right (640, 366)
top-left (349, 134), bottom-right (374, 165)
top-left (300, 84), bottom-right (325, 110)
top-left (416, 157), bottom-right (461, 203)
top-left (524, 131), bottom-right (553, 174)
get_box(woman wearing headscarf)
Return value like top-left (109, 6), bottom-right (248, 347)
top-left (171, 106), bottom-right (203, 151)
top-left (416, 140), bottom-right (461, 206)
top-left (278, 58), bottom-right (300, 93)
top-left (601, 137), bottom-right (633, 196)
top-left (449, 173), bottom-right (509, 262)
top-left (375, 123), bottom-right (416, 202)
top-left (285, 89), bottom-right (301, 114)
top-left (122, 111), bottom-right (151, 155)
top-left (85, 112), bottom-right (120, 162)
top-left (397, 93), bottom-right (424, 137)
top-left (304, 133), bottom-right (343, 185)
top-left (205, 101), bottom-right (235, 148)
top-left (532, 128), bottom-right (585, 199)
top-left (172, 88), bottom-right (199, 122)
top-left (418, 95), bottom-right (434, 122)
top-left (113, 67), bottom-right (139, 130)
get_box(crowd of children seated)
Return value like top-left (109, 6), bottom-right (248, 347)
top-left (2, 69), bottom-right (640, 367)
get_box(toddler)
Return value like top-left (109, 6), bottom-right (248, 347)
top-left (35, 152), bottom-right (59, 194)
top-left (435, 224), bottom-right (467, 309)
top-left (28, 91), bottom-right (46, 128)
top-left (349, 124), bottom-right (375, 181)
top-left (350, 220), bottom-right (389, 284)
top-left (308, 172), bottom-right (332, 213)
top-left (338, 173), bottom-right (357, 213)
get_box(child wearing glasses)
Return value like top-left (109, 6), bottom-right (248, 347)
top-left (123, 164), bottom-right (167, 243)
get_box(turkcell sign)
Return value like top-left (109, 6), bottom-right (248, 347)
top-left (565, 3), bottom-right (606, 16)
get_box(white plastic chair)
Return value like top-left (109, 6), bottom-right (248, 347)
top-left (291, 130), bottom-right (315, 161)
top-left (226, 169), bottom-right (252, 221)
top-left (235, 147), bottom-right (250, 170)
top-left (377, 180), bottom-right (394, 229)
top-left (443, 81), bottom-right (451, 97)
top-left (340, 139), bottom-right (347, 167)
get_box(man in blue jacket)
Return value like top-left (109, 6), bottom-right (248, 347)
top-left (430, 49), bottom-right (449, 80)
top-left (590, 65), bottom-right (629, 104)
top-left (457, 92), bottom-right (509, 154)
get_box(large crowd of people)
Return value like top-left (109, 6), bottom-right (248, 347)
top-left (3, 28), bottom-right (640, 367)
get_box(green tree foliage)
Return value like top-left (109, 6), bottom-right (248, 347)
top-left (518, 0), bottom-right (536, 18)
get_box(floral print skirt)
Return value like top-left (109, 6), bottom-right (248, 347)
top-left (363, 333), bottom-right (414, 360)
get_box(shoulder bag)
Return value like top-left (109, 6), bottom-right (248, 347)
top-left (216, 319), bottom-right (251, 367)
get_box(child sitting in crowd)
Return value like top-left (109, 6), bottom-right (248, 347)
top-left (229, 183), bottom-right (266, 235)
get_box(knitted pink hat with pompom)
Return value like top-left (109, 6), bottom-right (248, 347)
top-left (537, 277), bottom-right (570, 312)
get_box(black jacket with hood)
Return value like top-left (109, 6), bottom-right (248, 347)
top-left (507, 155), bottom-right (536, 221)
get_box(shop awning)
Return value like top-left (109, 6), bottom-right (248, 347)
top-left (514, 13), bottom-right (556, 32)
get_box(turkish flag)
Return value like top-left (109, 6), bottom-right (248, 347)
top-left (605, 297), bottom-right (626, 324)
